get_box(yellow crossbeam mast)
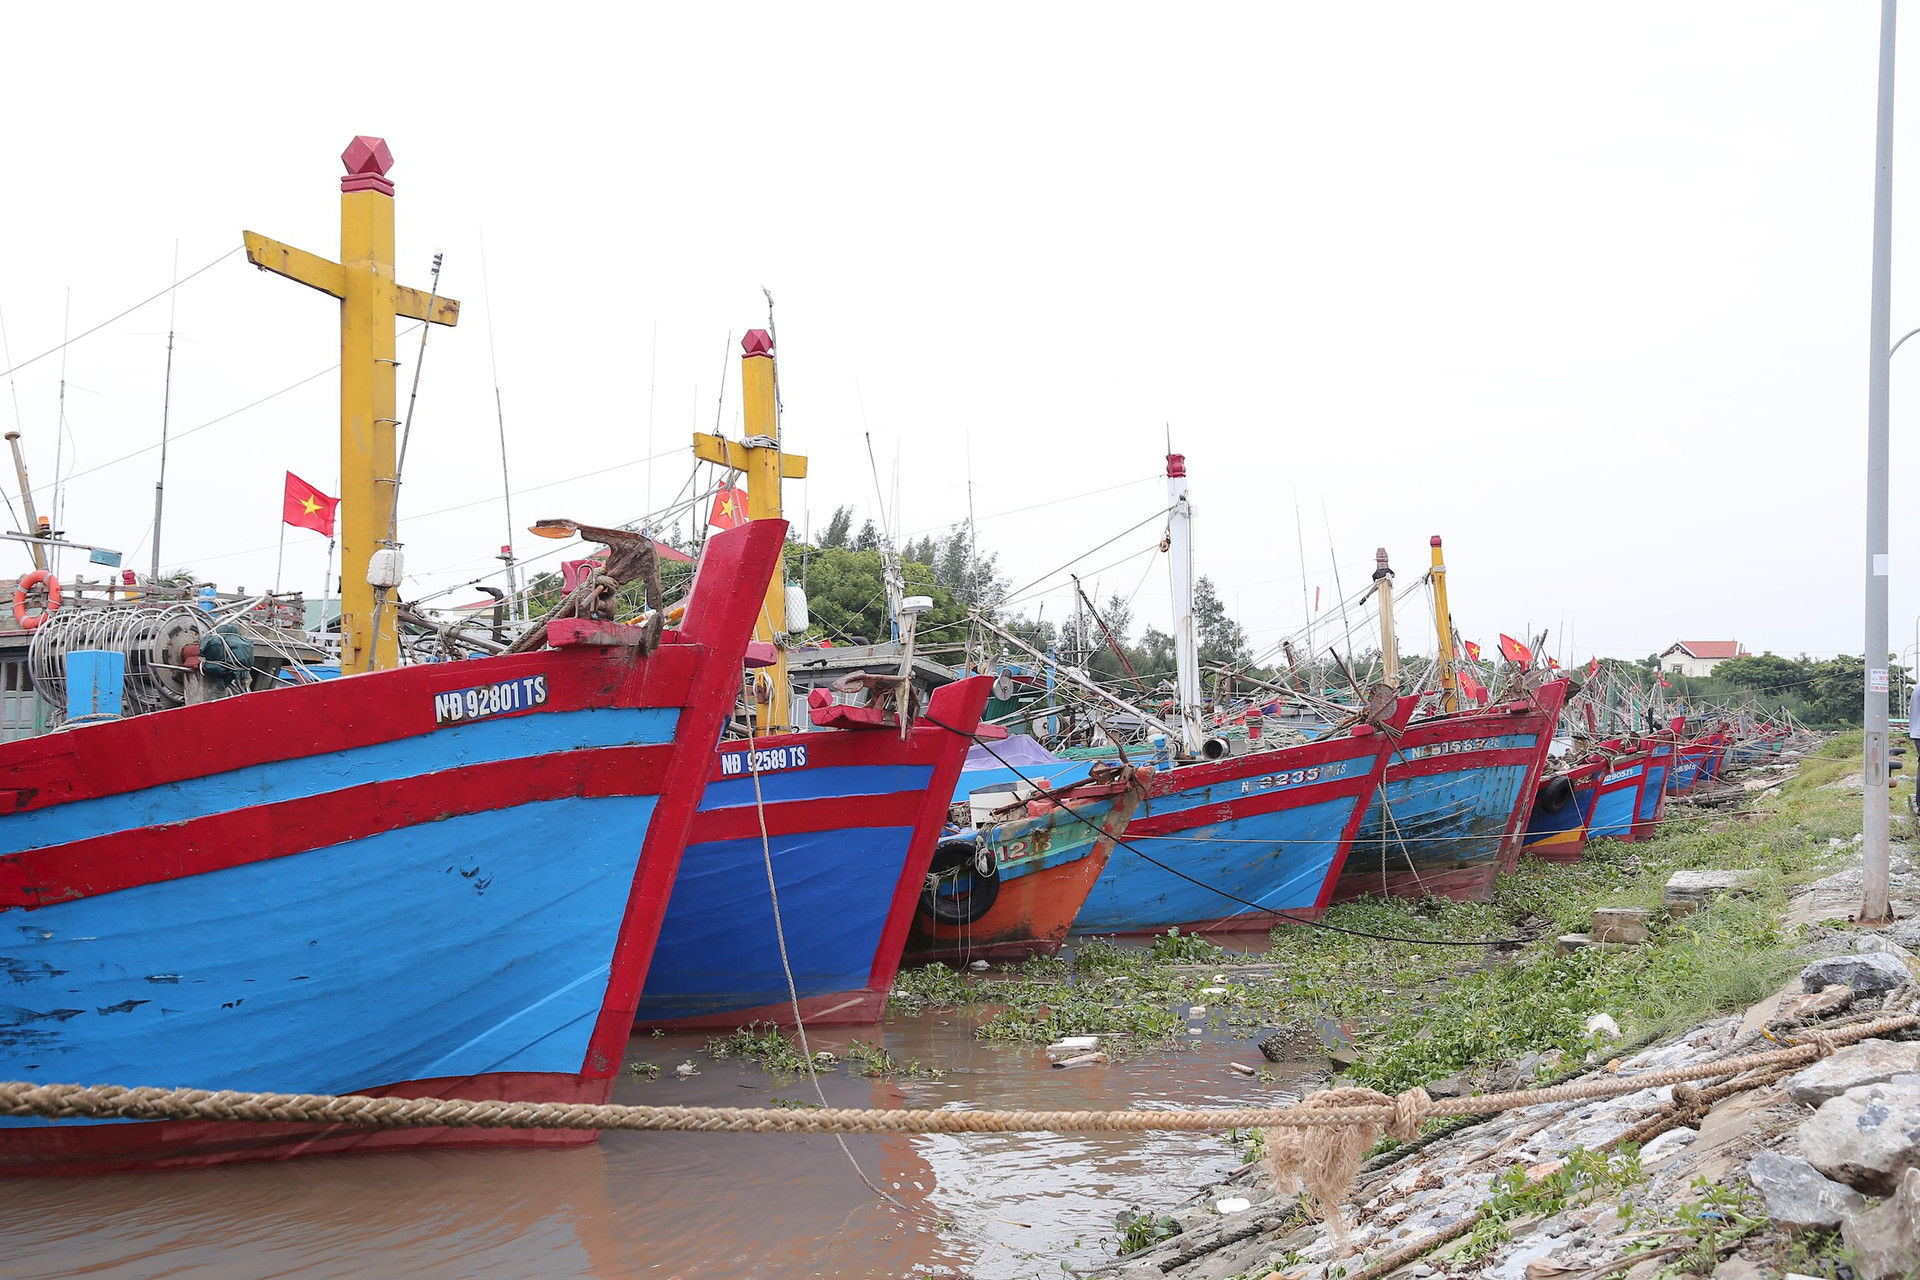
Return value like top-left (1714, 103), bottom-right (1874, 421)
top-left (692, 330), bottom-right (806, 729)
top-left (242, 136), bottom-right (459, 674)
top-left (1431, 535), bottom-right (1458, 712)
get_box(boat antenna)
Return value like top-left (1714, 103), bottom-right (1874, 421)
top-left (479, 232), bottom-right (521, 620)
top-left (1323, 497), bottom-right (1356, 670)
top-left (369, 251), bottom-right (444, 646)
top-left (712, 330), bottom-right (732, 434)
top-left (52, 288), bottom-right (70, 578)
top-left (151, 240), bottom-right (179, 582)
top-left (0, 301), bottom-right (27, 539)
top-left (645, 320), bottom-right (657, 533)
top-left (1293, 488), bottom-right (1312, 683)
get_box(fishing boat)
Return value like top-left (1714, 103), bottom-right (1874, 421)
top-left (1065, 457), bottom-right (1417, 935)
top-left (1333, 679), bottom-right (1569, 902)
top-left (1582, 742), bottom-right (1655, 843)
top-left (629, 332), bottom-right (999, 1029)
top-left (1073, 702), bottom-right (1415, 933)
top-left (1668, 736), bottom-right (1712, 793)
top-left (903, 764), bottom-right (1151, 964)
top-left (1631, 736), bottom-right (1676, 839)
top-left (0, 520), bottom-right (785, 1175)
top-left (634, 676), bottom-right (991, 1028)
top-left (1520, 757), bottom-right (1604, 863)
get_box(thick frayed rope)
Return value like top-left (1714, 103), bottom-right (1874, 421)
top-left (1, 1016), bottom-right (1910, 1143)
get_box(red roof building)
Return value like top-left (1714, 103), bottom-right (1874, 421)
top-left (1659, 640), bottom-right (1749, 678)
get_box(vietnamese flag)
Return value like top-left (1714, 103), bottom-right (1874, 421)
top-left (1547, 656), bottom-right (1561, 670)
top-left (282, 472), bottom-right (338, 536)
top-left (1587, 657), bottom-right (1601, 678)
top-left (1457, 666), bottom-right (1488, 704)
top-left (1498, 633), bottom-right (1533, 667)
top-left (1463, 640), bottom-right (1482, 663)
top-left (708, 483), bottom-right (749, 530)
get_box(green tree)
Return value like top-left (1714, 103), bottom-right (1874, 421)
top-left (819, 505), bottom-right (853, 549)
top-left (1193, 575), bottom-right (1248, 668)
top-left (1712, 652), bottom-right (1806, 696)
top-left (852, 520), bottom-right (880, 552)
top-left (785, 543), bottom-right (965, 647)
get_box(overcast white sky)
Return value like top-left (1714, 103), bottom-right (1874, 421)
top-left (0, 3), bottom-right (1912, 663)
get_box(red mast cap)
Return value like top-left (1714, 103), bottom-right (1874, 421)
top-left (742, 329), bottom-right (773, 357)
top-left (340, 136), bottom-right (395, 195)
top-left (1166, 453), bottom-right (1186, 477)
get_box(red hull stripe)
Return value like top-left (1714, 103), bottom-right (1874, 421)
top-left (1, 744), bottom-right (675, 911)
top-left (0, 646), bottom-right (700, 816)
top-left (1126, 773), bottom-right (1380, 838)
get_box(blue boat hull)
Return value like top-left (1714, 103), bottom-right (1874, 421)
top-left (1586, 766), bottom-right (1645, 839)
top-left (634, 679), bottom-right (991, 1030)
top-left (0, 793), bottom-right (661, 1111)
top-left (1072, 734), bottom-right (1396, 934)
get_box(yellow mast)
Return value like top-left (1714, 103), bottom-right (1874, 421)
top-left (242, 136), bottom-right (460, 674)
top-left (692, 330), bottom-right (807, 729)
top-left (1430, 534), bottom-right (1457, 712)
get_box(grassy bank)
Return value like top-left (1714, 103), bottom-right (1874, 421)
top-left (889, 735), bottom-right (1894, 1095)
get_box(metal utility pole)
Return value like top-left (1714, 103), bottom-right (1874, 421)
top-left (1863, 0), bottom-right (1897, 927)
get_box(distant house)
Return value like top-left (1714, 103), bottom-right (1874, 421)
top-left (1659, 640), bottom-right (1749, 678)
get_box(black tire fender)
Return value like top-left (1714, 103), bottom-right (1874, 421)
top-left (919, 836), bottom-right (1001, 926)
top-left (1537, 774), bottom-right (1576, 815)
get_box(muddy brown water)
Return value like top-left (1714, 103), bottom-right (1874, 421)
top-left (1, 943), bottom-right (1322, 1280)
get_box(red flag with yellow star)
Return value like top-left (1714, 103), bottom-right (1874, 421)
top-left (282, 472), bottom-right (338, 536)
top-left (708, 483), bottom-right (748, 530)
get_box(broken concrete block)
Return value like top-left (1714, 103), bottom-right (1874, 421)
top-left (1663, 869), bottom-right (1761, 917)
top-left (1841, 1167), bottom-right (1920, 1280)
top-left (1746, 1150), bottom-right (1866, 1232)
top-left (1799, 1080), bottom-right (1920, 1194)
top-left (1785, 1039), bottom-right (1920, 1106)
top-left (1799, 951), bottom-right (1914, 995)
top-left (1592, 907), bottom-right (1652, 944)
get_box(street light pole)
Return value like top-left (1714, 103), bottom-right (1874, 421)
top-left (1862, 0), bottom-right (1898, 927)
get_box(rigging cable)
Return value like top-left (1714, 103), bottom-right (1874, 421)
top-left (0, 245), bottom-right (240, 379)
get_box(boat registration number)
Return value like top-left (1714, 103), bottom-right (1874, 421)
top-left (434, 675), bottom-right (549, 726)
top-left (1399, 733), bottom-right (1534, 762)
top-left (1603, 766), bottom-right (1641, 784)
top-left (719, 745), bottom-right (810, 776)
top-left (1237, 757), bottom-right (1353, 794)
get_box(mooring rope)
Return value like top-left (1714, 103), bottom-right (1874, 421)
top-left (4, 1014), bottom-right (1909, 1135)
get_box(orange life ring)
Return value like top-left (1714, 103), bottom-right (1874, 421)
top-left (12, 569), bottom-right (61, 630)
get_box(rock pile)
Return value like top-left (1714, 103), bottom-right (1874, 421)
top-left (1091, 931), bottom-right (1920, 1280)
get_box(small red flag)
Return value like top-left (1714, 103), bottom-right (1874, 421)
top-left (1657, 676), bottom-right (1672, 688)
top-left (282, 472), bottom-right (338, 536)
top-left (1498, 634), bottom-right (1533, 667)
top-left (1463, 640), bottom-right (1482, 663)
top-left (1457, 666), bottom-right (1488, 704)
top-left (1587, 657), bottom-right (1600, 678)
top-left (1546, 656), bottom-right (1561, 670)
top-left (709, 483), bottom-right (749, 530)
